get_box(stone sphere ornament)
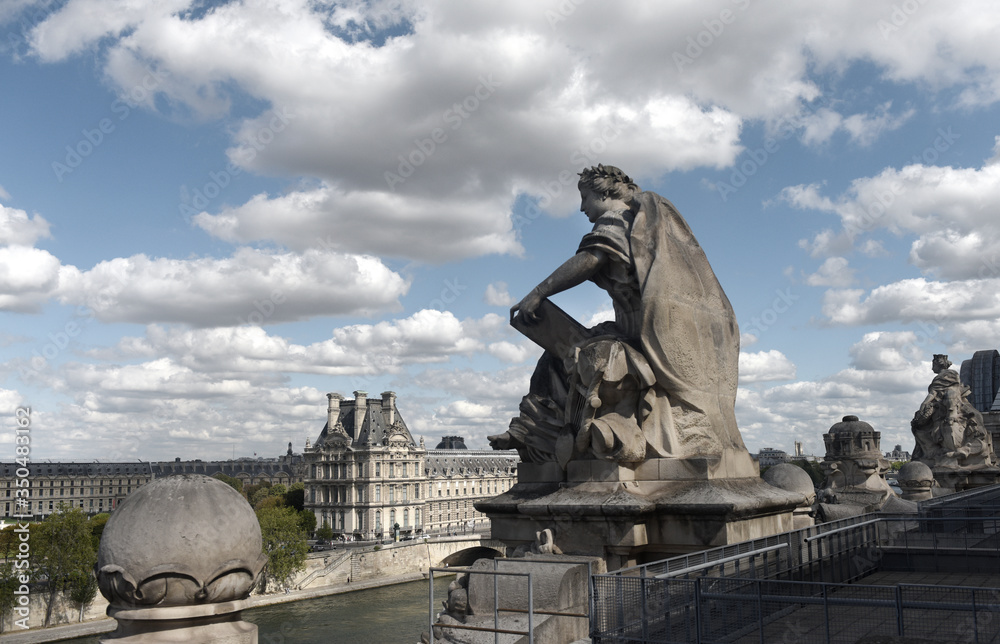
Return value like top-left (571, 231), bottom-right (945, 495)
top-left (96, 474), bottom-right (266, 610)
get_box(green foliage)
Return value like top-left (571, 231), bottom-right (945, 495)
top-left (270, 483), bottom-right (288, 498)
top-left (789, 459), bottom-right (825, 488)
top-left (256, 506), bottom-right (308, 593)
top-left (297, 509), bottom-right (317, 536)
top-left (285, 486), bottom-right (305, 512)
top-left (87, 513), bottom-right (110, 551)
top-left (212, 473), bottom-right (244, 495)
top-left (255, 495), bottom-right (284, 512)
top-left (890, 461), bottom-right (906, 471)
top-left (316, 521), bottom-right (334, 541)
top-left (0, 562), bottom-right (20, 633)
top-left (248, 482), bottom-right (280, 508)
top-left (33, 506), bottom-right (97, 626)
top-left (0, 526), bottom-right (19, 560)
top-left (67, 569), bottom-right (98, 622)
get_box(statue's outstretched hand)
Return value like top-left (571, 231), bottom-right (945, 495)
top-left (511, 288), bottom-right (543, 324)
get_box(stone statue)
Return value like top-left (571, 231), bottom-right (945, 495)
top-left (489, 164), bottom-right (746, 468)
top-left (911, 354), bottom-right (997, 470)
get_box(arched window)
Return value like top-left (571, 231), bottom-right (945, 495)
top-left (403, 508), bottom-right (409, 527)
top-left (375, 485), bottom-right (381, 502)
top-left (390, 508), bottom-right (396, 527)
top-left (415, 509), bottom-right (421, 526)
top-left (375, 510), bottom-right (382, 533)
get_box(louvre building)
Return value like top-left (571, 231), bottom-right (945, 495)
top-left (303, 391), bottom-right (518, 539)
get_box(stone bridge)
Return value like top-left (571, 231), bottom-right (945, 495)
top-left (298, 535), bottom-right (507, 590)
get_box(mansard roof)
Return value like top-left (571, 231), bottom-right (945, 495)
top-left (314, 395), bottom-right (418, 450)
top-left (424, 449), bottom-right (518, 477)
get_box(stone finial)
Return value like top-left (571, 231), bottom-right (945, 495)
top-left (898, 460), bottom-right (936, 502)
top-left (96, 474), bottom-right (266, 642)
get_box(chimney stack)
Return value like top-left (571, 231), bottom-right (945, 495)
top-left (326, 393), bottom-right (343, 430)
top-left (381, 391), bottom-right (396, 426)
top-left (354, 391), bottom-right (368, 435)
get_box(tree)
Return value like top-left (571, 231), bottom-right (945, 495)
top-left (285, 483), bottom-right (305, 511)
top-left (33, 506), bottom-right (97, 626)
top-left (297, 509), bottom-right (317, 536)
top-left (256, 506), bottom-right (308, 594)
top-left (0, 562), bottom-right (19, 633)
top-left (87, 513), bottom-right (110, 551)
top-left (212, 473), bottom-right (244, 495)
top-left (790, 459), bottom-right (825, 488)
top-left (67, 569), bottom-right (98, 622)
top-left (316, 521), bottom-right (334, 542)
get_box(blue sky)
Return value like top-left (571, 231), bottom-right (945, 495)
top-left (2, 0), bottom-right (1000, 462)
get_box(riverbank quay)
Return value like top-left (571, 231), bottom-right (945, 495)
top-left (0, 571), bottom-right (452, 644)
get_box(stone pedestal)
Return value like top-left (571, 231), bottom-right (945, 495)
top-left (932, 466), bottom-right (1000, 494)
top-left (101, 601), bottom-right (257, 643)
top-left (477, 452), bottom-right (801, 570)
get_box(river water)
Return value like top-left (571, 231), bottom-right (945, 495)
top-left (58, 576), bottom-right (452, 644)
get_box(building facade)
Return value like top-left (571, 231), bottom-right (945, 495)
top-left (0, 446), bottom-right (305, 522)
top-left (149, 444), bottom-right (305, 486)
top-left (756, 447), bottom-right (790, 467)
top-left (303, 391), bottom-right (517, 540)
top-left (0, 461), bottom-right (153, 520)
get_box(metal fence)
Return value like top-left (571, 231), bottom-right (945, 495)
top-left (592, 576), bottom-right (1000, 644)
top-left (591, 515), bottom-right (1000, 643)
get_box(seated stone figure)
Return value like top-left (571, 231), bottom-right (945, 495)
top-left (490, 165), bottom-right (748, 468)
top-left (911, 354), bottom-right (996, 469)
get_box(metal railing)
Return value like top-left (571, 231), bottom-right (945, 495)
top-left (428, 566), bottom-right (535, 644)
top-left (427, 558), bottom-right (593, 644)
top-left (591, 515), bottom-right (1000, 643)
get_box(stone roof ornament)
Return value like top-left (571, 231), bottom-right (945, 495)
top-left (95, 474), bottom-right (266, 642)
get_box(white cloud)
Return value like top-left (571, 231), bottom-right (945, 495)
top-left (54, 248), bottom-right (409, 327)
top-left (841, 102), bottom-right (915, 147)
top-left (107, 310), bottom-right (504, 378)
top-left (487, 340), bottom-right (537, 364)
top-left (484, 282), bottom-right (515, 307)
top-left (739, 350), bottom-right (796, 383)
top-left (0, 204), bottom-right (51, 246)
top-left (787, 153), bottom-right (1000, 279)
top-left (821, 278), bottom-right (1000, 326)
top-left (805, 256), bottom-right (855, 287)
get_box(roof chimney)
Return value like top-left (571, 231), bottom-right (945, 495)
top-left (381, 391), bottom-right (396, 426)
top-left (354, 391), bottom-right (368, 435)
top-left (326, 393), bottom-right (343, 430)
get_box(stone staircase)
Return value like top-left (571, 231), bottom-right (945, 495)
top-left (296, 551), bottom-right (352, 589)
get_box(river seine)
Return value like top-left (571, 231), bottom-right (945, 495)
top-left (59, 576), bottom-right (452, 644)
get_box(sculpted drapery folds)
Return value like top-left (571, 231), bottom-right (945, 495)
top-left (490, 165), bottom-right (748, 467)
top-left (911, 354), bottom-right (996, 470)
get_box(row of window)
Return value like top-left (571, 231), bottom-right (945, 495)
top-left (4, 486), bottom-right (134, 498)
top-left (311, 460), bottom-right (423, 480)
top-left (2, 498), bottom-right (116, 516)
top-left (5, 477), bottom-right (146, 487)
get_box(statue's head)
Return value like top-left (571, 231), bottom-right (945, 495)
top-left (932, 354), bottom-right (952, 373)
top-left (578, 164), bottom-right (639, 200)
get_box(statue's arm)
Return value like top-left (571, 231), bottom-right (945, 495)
top-left (511, 249), bottom-right (607, 323)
